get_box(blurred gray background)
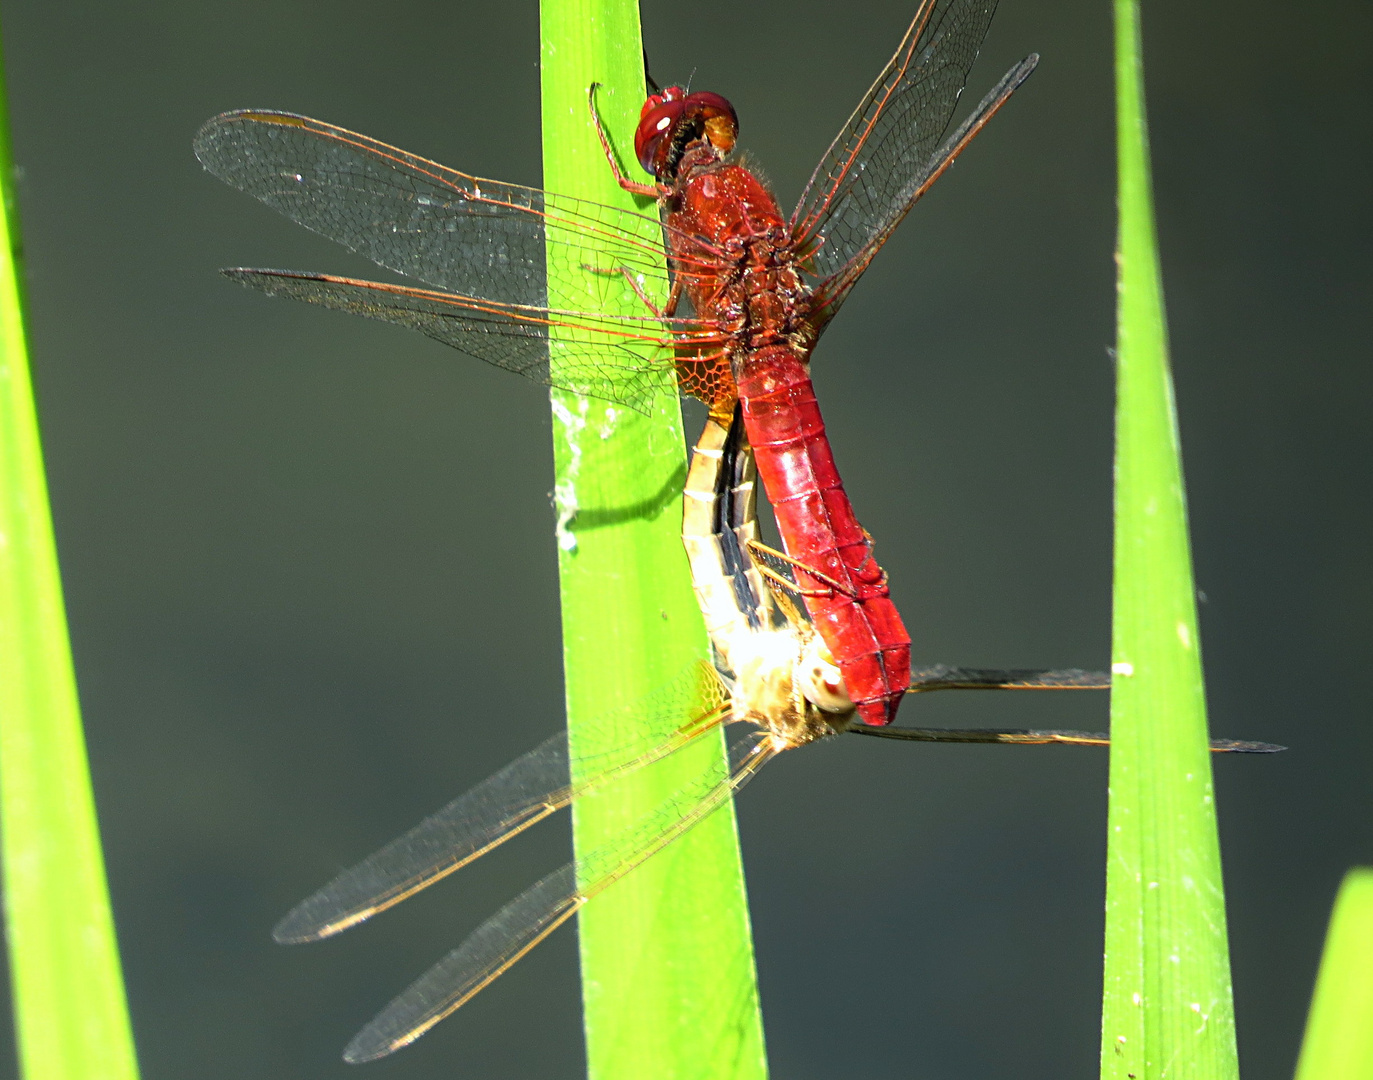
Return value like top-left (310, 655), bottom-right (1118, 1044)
top-left (1, 0), bottom-right (1368, 1076)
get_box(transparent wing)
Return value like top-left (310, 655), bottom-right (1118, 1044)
top-left (850, 724), bottom-right (1285, 753)
top-left (224, 268), bottom-right (690, 412)
top-left (342, 729), bottom-right (776, 1063)
top-left (907, 666), bottom-right (1111, 691)
top-left (274, 662), bottom-right (726, 945)
top-left (197, 110), bottom-right (742, 413)
top-left (789, 0), bottom-right (1034, 319)
top-left (194, 109), bottom-right (673, 309)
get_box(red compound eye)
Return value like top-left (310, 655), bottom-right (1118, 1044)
top-left (638, 84), bottom-right (685, 121)
top-left (634, 91), bottom-right (687, 174)
top-left (633, 88), bottom-right (738, 176)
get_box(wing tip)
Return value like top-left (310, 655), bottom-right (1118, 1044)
top-left (1212, 739), bottom-right (1287, 754)
top-left (270, 913), bottom-right (318, 945)
top-left (1015, 53), bottom-right (1040, 82)
top-left (199, 107), bottom-right (309, 130)
top-left (342, 1033), bottom-right (394, 1065)
top-left (343, 1011), bottom-right (435, 1064)
top-left (272, 899), bottom-right (366, 945)
top-left (193, 109), bottom-right (311, 170)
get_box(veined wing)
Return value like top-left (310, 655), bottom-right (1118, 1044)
top-left (851, 723), bottom-right (1284, 753)
top-left (223, 269), bottom-right (722, 412)
top-left (908, 666), bottom-right (1111, 691)
top-left (274, 662), bottom-right (727, 945)
top-left (193, 109), bottom-right (676, 311)
top-left (341, 729), bottom-right (776, 1063)
top-left (876, 668), bottom-right (1279, 750)
top-left (789, 0), bottom-right (1034, 319)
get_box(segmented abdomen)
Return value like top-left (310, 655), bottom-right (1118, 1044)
top-left (737, 345), bottom-right (910, 726)
top-left (681, 414), bottom-right (770, 675)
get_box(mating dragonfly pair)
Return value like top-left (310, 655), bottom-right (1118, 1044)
top-left (195, 0), bottom-right (1280, 1062)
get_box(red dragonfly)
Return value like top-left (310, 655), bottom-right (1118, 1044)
top-left (264, 401), bottom-right (1274, 1063)
top-left (194, 0), bottom-right (1037, 727)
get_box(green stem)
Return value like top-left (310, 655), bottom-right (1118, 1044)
top-left (1294, 868), bottom-right (1373, 1080)
top-left (1099, 1), bottom-right (1239, 1078)
top-left (0, 20), bottom-right (141, 1080)
top-left (537, 3), bottom-right (768, 1078)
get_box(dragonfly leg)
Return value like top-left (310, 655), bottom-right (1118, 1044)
top-left (755, 561), bottom-right (833, 600)
top-left (581, 262), bottom-right (677, 318)
top-left (588, 82), bottom-right (661, 198)
top-left (660, 273), bottom-right (683, 317)
top-left (849, 528), bottom-right (890, 588)
top-left (746, 539), bottom-right (858, 599)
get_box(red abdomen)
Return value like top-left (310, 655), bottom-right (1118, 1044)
top-left (737, 346), bottom-right (910, 725)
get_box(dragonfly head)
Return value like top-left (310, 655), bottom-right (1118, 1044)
top-left (635, 87), bottom-right (738, 179)
top-left (727, 627), bottom-right (855, 748)
top-left (796, 637), bottom-right (855, 718)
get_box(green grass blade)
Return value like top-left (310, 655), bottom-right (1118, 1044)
top-left (0, 24), bottom-right (142, 1080)
top-left (537, 3), bottom-right (768, 1078)
top-left (1294, 868), bottom-right (1373, 1080)
top-left (1099, 1), bottom-right (1240, 1078)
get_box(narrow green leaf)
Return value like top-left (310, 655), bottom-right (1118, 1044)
top-left (1099, 1), bottom-right (1240, 1078)
top-left (1294, 868), bottom-right (1373, 1080)
top-left (0, 21), bottom-right (142, 1080)
top-left (537, 4), bottom-right (768, 1079)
